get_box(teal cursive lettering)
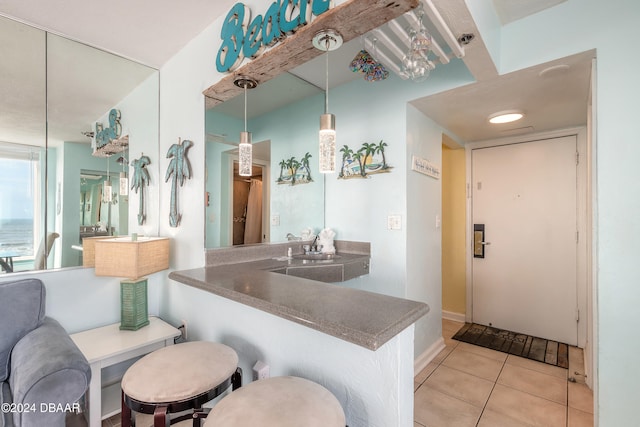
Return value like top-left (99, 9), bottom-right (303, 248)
top-left (216, 0), bottom-right (333, 73)
top-left (262, 1), bottom-right (282, 46)
top-left (244, 14), bottom-right (265, 58)
top-left (279, 0), bottom-right (299, 35)
top-left (216, 3), bottom-right (250, 72)
top-left (312, 0), bottom-right (331, 16)
top-left (298, 0), bottom-right (313, 26)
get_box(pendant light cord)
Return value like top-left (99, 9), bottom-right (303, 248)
top-left (325, 38), bottom-right (330, 114)
top-left (244, 83), bottom-right (248, 132)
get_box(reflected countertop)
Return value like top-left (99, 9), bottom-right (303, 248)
top-left (169, 241), bottom-right (429, 351)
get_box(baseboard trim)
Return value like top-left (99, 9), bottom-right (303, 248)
top-left (414, 337), bottom-right (445, 374)
top-left (442, 310), bottom-right (466, 323)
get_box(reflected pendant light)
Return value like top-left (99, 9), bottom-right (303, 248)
top-left (119, 150), bottom-right (128, 196)
top-left (313, 29), bottom-right (343, 173)
top-left (104, 158), bottom-right (113, 203)
top-left (234, 76), bottom-right (258, 177)
top-left (119, 171), bottom-right (128, 196)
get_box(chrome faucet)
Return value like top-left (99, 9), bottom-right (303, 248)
top-left (304, 235), bottom-right (322, 254)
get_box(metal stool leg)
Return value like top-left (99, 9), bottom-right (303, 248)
top-left (122, 391), bottom-right (134, 427)
top-left (153, 405), bottom-right (169, 427)
top-left (231, 367), bottom-right (242, 390)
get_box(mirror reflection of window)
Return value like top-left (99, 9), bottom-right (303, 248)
top-left (0, 143), bottom-right (45, 262)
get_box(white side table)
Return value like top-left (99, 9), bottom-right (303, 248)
top-left (70, 316), bottom-right (181, 427)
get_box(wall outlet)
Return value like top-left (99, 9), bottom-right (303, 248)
top-left (178, 319), bottom-right (188, 341)
top-left (252, 360), bottom-right (270, 381)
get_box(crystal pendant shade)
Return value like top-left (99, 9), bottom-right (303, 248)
top-left (103, 180), bottom-right (113, 203)
top-left (119, 172), bottom-right (128, 196)
top-left (238, 131), bottom-right (252, 177)
top-left (319, 113), bottom-right (336, 174)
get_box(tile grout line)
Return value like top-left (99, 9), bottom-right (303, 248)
top-left (474, 354), bottom-right (508, 426)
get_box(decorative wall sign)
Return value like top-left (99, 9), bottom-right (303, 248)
top-left (93, 109), bottom-right (129, 158)
top-left (338, 140), bottom-right (392, 179)
top-left (276, 152), bottom-right (313, 185)
top-left (165, 138), bottom-right (193, 227)
top-left (216, 0), bottom-right (333, 73)
top-left (130, 154), bottom-right (151, 225)
top-left (95, 109), bottom-right (122, 149)
top-left (411, 155), bottom-right (440, 179)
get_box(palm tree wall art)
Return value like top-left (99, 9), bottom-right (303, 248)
top-left (338, 140), bottom-right (391, 179)
top-left (130, 154), bottom-right (151, 225)
top-left (276, 152), bottom-right (313, 186)
top-left (165, 137), bottom-right (193, 227)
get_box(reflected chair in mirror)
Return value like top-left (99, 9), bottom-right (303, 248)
top-left (33, 232), bottom-right (59, 270)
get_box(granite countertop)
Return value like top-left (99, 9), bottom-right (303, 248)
top-left (169, 250), bottom-right (429, 351)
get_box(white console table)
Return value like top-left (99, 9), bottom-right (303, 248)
top-left (70, 317), bottom-right (181, 427)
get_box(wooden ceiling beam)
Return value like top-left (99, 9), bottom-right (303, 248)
top-left (203, 0), bottom-right (419, 108)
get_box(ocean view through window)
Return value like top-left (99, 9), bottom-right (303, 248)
top-left (0, 145), bottom-right (42, 259)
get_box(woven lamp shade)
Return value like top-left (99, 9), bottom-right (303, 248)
top-left (82, 236), bottom-right (114, 267)
top-left (94, 237), bottom-right (169, 279)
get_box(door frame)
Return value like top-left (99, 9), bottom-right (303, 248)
top-left (226, 155), bottom-right (271, 245)
top-left (464, 126), bottom-right (590, 348)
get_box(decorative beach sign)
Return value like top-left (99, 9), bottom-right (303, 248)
top-left (216, 0), bottom-right (333, 73)
top-left (95, 109), bottom-right (122, 150)
top-left (338, 140), bottom-right (392, 179)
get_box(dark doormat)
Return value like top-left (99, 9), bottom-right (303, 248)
top-left (452, 323), bottom-right (570, 369)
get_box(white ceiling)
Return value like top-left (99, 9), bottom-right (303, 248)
top-left (0, 0), bottom-right (237, 68)
top-left (0, 0), bottom-right (588, 146)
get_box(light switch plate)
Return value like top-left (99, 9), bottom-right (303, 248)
top-left (387, 215), bottom-right (402, 230)
top-left (271, 214), bottom-right (280, 226)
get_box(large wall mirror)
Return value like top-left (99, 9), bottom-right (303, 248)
top-left (205, 73), bottom-right (326, 248)
top-left (0, 14), bottom-right (159, 272)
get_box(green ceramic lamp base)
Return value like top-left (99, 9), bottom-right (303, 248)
top-left (120, 278), bottom-right (150, 331)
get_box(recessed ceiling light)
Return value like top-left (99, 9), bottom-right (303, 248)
top-left (488, 110), bottom-right (524, 124)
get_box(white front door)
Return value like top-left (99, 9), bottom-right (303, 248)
top-left (471, 136), bottom-right (578, 345)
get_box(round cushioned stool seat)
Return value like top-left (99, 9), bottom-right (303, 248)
top-left (204, 376), bottom-right (345, 427)
top-left (122, 341), bottom-right (238, 403)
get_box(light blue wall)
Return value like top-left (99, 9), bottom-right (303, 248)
top-left (204, 111), bottom-right (243, 247)
top-left (56, 142), bottom-right (121, 268)
top-left (251, 94), bottom-right (325, 241)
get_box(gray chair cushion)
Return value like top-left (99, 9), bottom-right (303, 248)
top-left (0, 279), bottom-right (46, 382)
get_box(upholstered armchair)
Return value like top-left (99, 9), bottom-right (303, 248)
top-left (0, 278), bottom-right (90, 427)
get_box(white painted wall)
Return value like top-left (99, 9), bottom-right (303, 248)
top-left (406, 105), bottom-right (443, 360)
top-left (467, 0), bottom-right (640, 423)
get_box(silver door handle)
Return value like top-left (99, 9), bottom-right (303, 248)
top-left (481, 241), bottom-right (491, 245)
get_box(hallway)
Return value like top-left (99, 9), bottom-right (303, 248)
top-left (414, 319), bottom-right (594, 426)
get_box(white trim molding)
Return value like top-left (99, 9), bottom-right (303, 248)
top-left (414, 337), bottom-right (445, 374)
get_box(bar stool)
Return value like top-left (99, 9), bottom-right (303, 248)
top-left (121, 341), bottom-right (241, 427)
top-left (204, 376), bottom-right (346, 427)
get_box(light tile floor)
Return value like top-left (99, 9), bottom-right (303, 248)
top-left (97, 319), bottom-right (594, 427)
top-left (414, 319), bottom-right (594, 427)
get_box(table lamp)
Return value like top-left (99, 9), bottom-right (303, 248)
top-left (93, 236), bottom-right (169, 330)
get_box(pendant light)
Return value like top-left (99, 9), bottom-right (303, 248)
top-left (234, 76), bottom-right (258, 177)
top-left (119, 148), bottom-right (129, 196)
top-left (313, 29), bottom-right (343, 173)
top-left (103, 157), bottom-right (113, 203)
